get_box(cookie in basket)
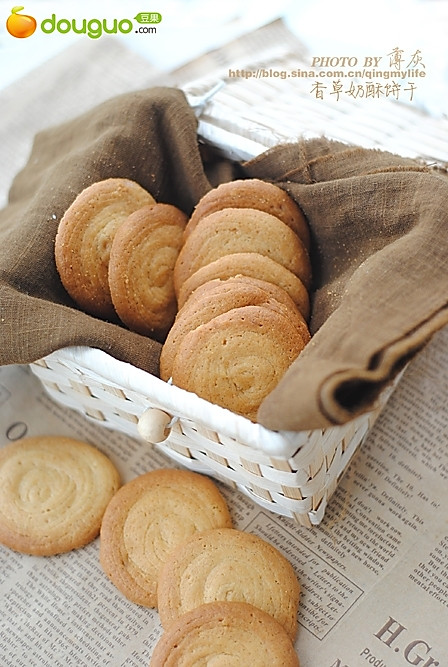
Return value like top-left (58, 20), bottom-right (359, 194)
top-left (173, 208), bottom-right (312, 295)
top-left (150, 601), bottom-right (300, 666)
top-left (160, 276), bottom-right (310, 381)
top-left (186, 177), bottom-right (310, 251)
top-left (176, 252), bottom-right (310, 319)
top-left (157, 527), bottom-right (300, 641)
top-left (108, 203), bottom-right (188, 340)
top-left (181, 274), bottom-right (308, 321)
top-left (0, 435), bottom-right (121, 556)
top-left (54, 177), bottom-right (155, 319)
top-left (99, 468), bottom-right (233, 607)
top-left (170, 304), bottom-right (307, 421)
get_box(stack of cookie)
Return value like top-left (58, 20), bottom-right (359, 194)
top-left (162, 178), bottom-right (313, 422)
top-left (99, 467), bottom-right (301, 666)
top-left (0, 436), bottom-right (301, 662)
top-left (54, 178), bottom-right (188, 341)
top-left (99, 468), bottom-right (233, 608)
top-left (54, 176), bottom-right (313, 423)
top-left (152, 527), bottom-right (301, 665)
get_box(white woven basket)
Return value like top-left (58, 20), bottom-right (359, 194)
top-left (29, 67), bottom-right (438, 527)
top-left (30, 347), bottom-right (400, 527)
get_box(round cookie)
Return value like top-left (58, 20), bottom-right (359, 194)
top-left (157, 527), bottom-right (300, 641)
top-left (108, 203), bottom-right (188, 340)
top-left (99, 469), bottom-right (233, 607)
top-left (150, 601), bottom-right (300, 667)
top-left (160, 277), bottom-right (310, 381)
top-left (176, 252), bottom-right (310, 320)
top-left (182, 274), bottom-right (307, 322)
top-left (54, 178), bottom-right (156, 319)
top-left (186, 178), bottom-right (310, 250)
top-left (0, 436), bottom-right (121, 556)
top-left (171, 304), bottom-right (306, 421)
top-left (173, 208), bottom-right (312, 295)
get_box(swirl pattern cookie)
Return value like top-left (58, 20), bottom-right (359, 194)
top-left (186, 177), bottom-right (310, 250)
top-left (181, 274), bottom-right (307, 321)
top-left (99, 469), bottom-right (233, 607)
top-left (173, 208), bottom-right (312, 295)
top-left (160, 276), bottom-right (310, 381)
top-left (54, 178), bottom-right (155, 319)
top-left (150, 601), bottom-right (300, 666)
top-left (171, 304), bottom-right (307, 421)
top-left (176, 252), bottom-right (310, 319)
top-left (157, 527), bottom-right (300, 641)
top-left (0, 436), bottom-right (121, 556)
top-left (108, 203), bottom-right (188, 340)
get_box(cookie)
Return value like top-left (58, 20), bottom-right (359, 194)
top-left (150, 601), bottom-right (300, 666)
top-left (157, 527), bottom-right (300, 641)
top-left (108, 203), bottom-right (188, 340)
top-left (54, 178), bottom-right (155, 319)
top-left (182, 274), bottom-right (307, 321)
top-left (173, 208), bottom-right (312, 295)
top-left (176, 252), bottom-right (310, 320)
top-left (160, 277), bottom-right (310, 381)
top-left (99, 469), bottom-right (233, 607)
top-left (0, 436), bottom-right (121, 556)
top-left (171, 305), bottom-right (306, 421)
top-left (186, 177), bottom-right (310, 250)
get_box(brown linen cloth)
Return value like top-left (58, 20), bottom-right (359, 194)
top-left (1, 86), bottom-right (447, 430)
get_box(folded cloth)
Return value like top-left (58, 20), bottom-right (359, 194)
top-left (243, 141), bottom-right (448, 428)
top-left (0, 87), bottom-right (212, 377)
top-left (1, 86), bottom-right (447, 430)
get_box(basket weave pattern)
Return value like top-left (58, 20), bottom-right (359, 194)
top-left (30, 348), bottom-right (397, 527)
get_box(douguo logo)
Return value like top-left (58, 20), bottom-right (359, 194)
top-left (5, 8), bottom-right (162, 39)
top-left (40, 14), bottom-right (135, 39)
top-left (6, 6), bottom-right (36, 38)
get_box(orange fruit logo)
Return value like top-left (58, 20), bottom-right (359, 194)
top-left (6, 6), bottom-right (37, 38)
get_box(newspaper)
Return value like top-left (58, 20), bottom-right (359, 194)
top-left (1, 326), bottom-right (447, 666)
top-left (1, 20), bottom-right (448, 667)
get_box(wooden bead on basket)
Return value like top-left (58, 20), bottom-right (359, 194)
top-left (138, 407), bottom-right (172, 444)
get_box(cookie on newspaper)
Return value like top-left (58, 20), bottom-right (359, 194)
top-left (150, 601), bottom-right (300, 667)
top-left (99, 469), bottom-right (233, 607)
top-left (186, 177), bottom-right (310, 250)
top-left (0, 436), bottom-right (121, 556)
top-left (173, 208), bottom-right (312, 295)
top-left (108, 203), bottom-right (188, 340)
top-left (157, 527), bottom-right (300, 641)
top-left (54, 178), bottom-right (155, 319)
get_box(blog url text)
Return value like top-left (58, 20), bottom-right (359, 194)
top-left (227, 68), bottom-right (426, 80)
